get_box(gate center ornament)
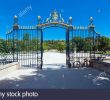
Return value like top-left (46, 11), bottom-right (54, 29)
top-left (46, 10), bottom-right (65, 23)
top-left (37, 10), bottom-right (73, 26)
top-left (51, 11), bottom-right (58, 22)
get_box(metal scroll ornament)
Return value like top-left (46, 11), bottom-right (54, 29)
top-left (46, 10), bottom-right (64, 23)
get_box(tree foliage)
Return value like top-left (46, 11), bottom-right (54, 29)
top-left (0, 35), bottom-right (110, 54)
top-left (98, 36), bottom-right (110, 51)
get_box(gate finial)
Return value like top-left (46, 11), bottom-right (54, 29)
top-left (13, 15), bottom-right (19, 29)
top-left (69, 16), bottom-right (72, 25)
top-left (88, 17), bottom-right (95, 32)
top-left (90, 17), bottom-right (93, 23)
top-left (38, 16), bottom-right (41, 25)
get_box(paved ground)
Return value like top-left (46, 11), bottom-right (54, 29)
top-left (0, 65), bottom-right (110, 89)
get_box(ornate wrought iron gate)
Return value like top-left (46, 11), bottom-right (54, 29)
top-left (6, 11), bottom-right (98, 69)
top-left (6, 16), bottom-right (42, 68)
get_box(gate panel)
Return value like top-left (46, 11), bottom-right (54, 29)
top-left (6, 30), bottom-right (17, 63)
top-left (6, 26), bottom-right (43, 68)
top-left (6, 32), bottom-right (13, 63)
top-left (72, 27), bottom-right (91, 67)
top-left (16, 27), bottom-right (38, 68)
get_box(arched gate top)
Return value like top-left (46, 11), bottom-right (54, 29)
top-left (6, 10), bottom-right (95, 34)
top-left (37, 10), bottom-right (73, 30)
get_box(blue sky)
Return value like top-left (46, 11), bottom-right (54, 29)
top-left (0, 0), bottom-right (110, 39)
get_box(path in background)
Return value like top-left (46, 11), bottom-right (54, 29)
top-left (43, 52), bottom-right (66, 65)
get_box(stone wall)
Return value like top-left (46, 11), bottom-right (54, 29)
top-left (0, 62), bottom-right (20, 77)
top-left (91, 60), bottom-right (110, 73)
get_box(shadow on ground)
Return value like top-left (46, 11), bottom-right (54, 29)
top-left (0, 66), bottom-right (110, 89)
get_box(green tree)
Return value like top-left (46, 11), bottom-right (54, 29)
top-left (57, 41), bottom-right (65, 52)
top-left (22, 33), bottom-right (30, 52)
top-left (98, 36), bottom-right (110, 52)
top-left (0, 39), bottom-right (6, 53)
top-left (73, 37), bottom-right (85, 51)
